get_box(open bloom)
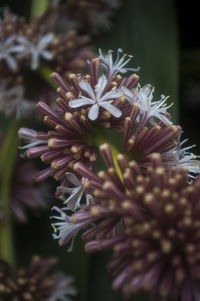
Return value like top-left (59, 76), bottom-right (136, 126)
top-left (99, 48), bottom-right (140, 78)
top-left (69, 76), bottom-right (122, 120)
top-left (0, 36), bottom-right (25, 70)
top-left (56, 172), bottom-right (93, 211)
top-left (122, 84), bottom-right (172, 125)
top-left (17, 33), bottom-right (54, 70)
top-left (0, 81), bottom-right (34, 119)
top-left (51, 206), bottom-right (91, 251)
top-left (163, 132), bottom-right (200, 177)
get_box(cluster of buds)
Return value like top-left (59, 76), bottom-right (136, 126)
top-left (19, 49), bottom-right (200, 300)
top-left (0, 11), bottom-right (93, 119)
top-left (0, 256), bottom-right (76, 301)
top-left (40, 0), bottom-right (121, 34)
top-left (71, 149), bottom-right (200, 301)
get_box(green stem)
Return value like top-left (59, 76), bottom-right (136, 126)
top-left (30, 0), bottom-right (50, 22)
top-left (38, 65), bottom-right (55, 88)
top-left (92, 128), bottom-right (123, 181)
top-left (0, 120), bottom-right (22, 266)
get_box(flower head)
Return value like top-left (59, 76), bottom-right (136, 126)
top-left (40, 0), bottom-right (121, 34)
top-left (122, 84), bottom-right (172, 125)
top-left (0, 12), bottom-right (94, 119)
top-left (103, 154), bottom-right (200, 301)
top-left (0, 36), bottom-right (25, 70)
top-left (19, 53), bottom-right (138, 182)
top-left (99, 48), bottom-right (139, 78)
top-left (69, 75), bottom-right (122, 120)
top-left (0, 256), bottom-right (76, 301)
top-left (56, 172), bottom-right (92, 211)
top-left (17, 33), bottom-right (54, 70)
top-left (0, 81), bottom-right (34, 119)
top-left (51, 206), bottom-right (90, 251)
top-left (68, 146), bottom-right (200, 301)
top-left (164, 132), bottom-right (200, 178)
top-left (0, 13), bottom-right (27, 71)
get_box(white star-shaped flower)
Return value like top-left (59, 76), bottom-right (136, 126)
top-left (48, 274), bottom-right (76, 301)
top-left (123, 85), bottom-right (173, 125)
top-left (69, 76), bottom-right (122, 121)
top-left (0, 82), bottom-right (35, 119)
top-left (51, 206), bottom-right (88, 252)
top-left (164, 133), bottom-right (200, 178)
top-left (57, 172), bottom-right (93, 211)
top-left (17, 33), bottom-right (54, 70)
top-left (0, 36), bottom-right (25, 69)
top-left (99, 48), bottom-right (140, 78)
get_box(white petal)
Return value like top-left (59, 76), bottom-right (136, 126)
top-left (6, 54), bottom-right (17, 69)
top-left (30, 52), bottom-right (39, 70)
top-left (38, 33), bottom-right (54, 48)
top-left (69, 97), bottom-right (94, 108)
top-left (96, 76), bottom-right (107, 99)
top-left (5, 36), bottom-right (16, 46)
top-left (16, 35), bottom-right (30, 45)
top-left (10, 45), bottom-right (26, 53)
top-left (79, 80), bottom-right (96, 100)
top-left (101, 89), bottom-right (122, 102)
top-left (100, 102), bottom-right (122, 118)
top-left (41, 50), bottom-right (54, 60)
top-left (122, 86), bottom-right (135, 103)
top-left (65, 172), bottom-right (81, 186)
top-left (88, 104), bottom-right (99, 120)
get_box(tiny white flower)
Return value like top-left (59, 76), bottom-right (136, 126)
top-left (51, 206), bottom-right (86, 252)
top-left (18, 127), bottom-right (47, 151)
top-left (69, 76), bottom-right (122, 121)
top-left (0, 36), bottom-right (25, 69)
top-left (0, 82), bottom-right (35, 119)
top-left (164, 133), bottom-right (200, 177)
top-left (99, 48), bottom-right (140, 78)
top-left (123, 84), bottom-right (173, 125)
top-left (17, 33), bottom-right (54, 70)
top-left (57, 172), bottom-right (93, 211)
top-left (48, 274), bottom-right (76, 301)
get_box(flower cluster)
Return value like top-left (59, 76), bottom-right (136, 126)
top-left (40, 0), bottom-right (121, 34)
top-left (19, 49), bottom-right (200, 300)
top-left (19, 49), bottom-right (139, 182)
top-left (68, 149), bottom-right (200, 301)
top-left (0, 256), bottom-right (76, 301)
top-left (0, 11), bottom-right (93, 119)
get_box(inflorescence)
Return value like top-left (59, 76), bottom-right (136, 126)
top-left (0, 255), bottom-right (76, 301)
top-left (17, 49), bottom-right (200, 301)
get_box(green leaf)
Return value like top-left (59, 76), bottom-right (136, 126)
top-left (0, 120), bottom-right (22, 267)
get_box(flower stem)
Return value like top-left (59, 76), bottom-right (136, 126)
top-left (0, 120), bottom-right (22, 266)
top-left (38, 65), bottom-right (55, 88)
top-left (92, 128), bottom-right (123, 181)
top-left (30, 0), bottom-right (50, 22)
